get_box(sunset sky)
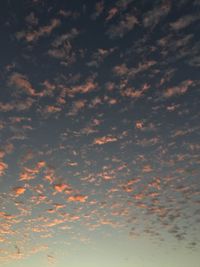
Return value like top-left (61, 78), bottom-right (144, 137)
top-left (0, 0), bottom-right (200, 266)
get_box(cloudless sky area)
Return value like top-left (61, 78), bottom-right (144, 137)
top-left (0, 0), bottom-right (200, 266)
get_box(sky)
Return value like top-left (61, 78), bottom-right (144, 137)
top-left (0, 0), bottom-right (200, 266)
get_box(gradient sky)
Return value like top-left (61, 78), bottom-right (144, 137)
top-left (0, 0), bottom-right (200, 266)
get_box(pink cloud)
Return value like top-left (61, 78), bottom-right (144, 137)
top-left (67, 80), bottom-right (97, 96)
top-left (9, 73), bottom-right (36, 96)
top-left (0, 161), bottom-right (8, 176)
top-left (106, 7), bottom-right (119, 21)
top-left (16, 19), bottom-right (61, 42)
top-left (93, 135), bottom-right (117, 145)
top-left (43, 105), bottom-right (62, 113)
top-left (163, 80), bottom-right (193, 98)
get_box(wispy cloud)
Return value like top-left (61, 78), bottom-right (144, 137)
top-left (107, 13), bottom-right (138, 38)
top-left (93, 135), bottom-right (118, 145)
top-left (16, 18), bottom-right (60, 42)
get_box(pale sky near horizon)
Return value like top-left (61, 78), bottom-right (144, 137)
top-left (0, 0), bottom-right (200, 266)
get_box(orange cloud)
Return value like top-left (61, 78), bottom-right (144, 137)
top-left (19, 166), bottom-right (40, 181)
top-left (67, 195), bottom-right (88, 203)
top-left (43, 166), bottom-right (56, 181)
top-left (46, 218), bottom-right (65, 227)
top-left (93, 135), bottom-right (117, 145)
top-left (13, 187), bottom-right (26, 196)
top-left (135, 121), bottom-right (143, 129)
top-left (53, 183), bottom-right (70, 193)
top-left (0, 161), bottom-right (8, 176)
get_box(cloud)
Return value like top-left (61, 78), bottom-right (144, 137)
top-left (170, 15), bottom-right (199, 31)
top-left (106, 7), bottom-right (119, 21)
top-left (13, 187), bottom-right (26, 196)
top-left (8, 73), bottom-right (36, 96)
top-left (48, 44), bottom-right (73, 60)
top-left (66, 161), bottom-right (78, 166)
top-left (16, 19), bottom-right (60, 42)
top-left (19, 162), bottom-right (45, 181)
top-left (163, 80), bottom-right (193, 98)
top-left (93, 136), bottom-right (117, 145)
top-left (51, 29), bottom-right (79, 48)
top-left (107, 13), bottom-right (138, 38)
top-left (143, 1), bottom-right (171, 28)
top-left (67, 195), bottom-right (88, 202)
top-left (120, 83), bottom-right (150, 99)
top-left (48, 29), bottom-right (79, 64)
top-left (135, 121), bottom-right (144, 129)
top-left (43, 105), bottom-right (62, 114)
top-left (0, 0), bottom-right (199, 259)
top-left (68, 80), bottom-right (97, 96)
top-left (15, 98), bottom-right (35, 111)
top-left (44, 168), bottom-right (55, 184)
top-left (19, 169), bottom-right (37, 181)
top-left (36, 161), bottom-right (46, 169)
top-left (68, 99), bottom-right (86, 116)
top-left (113, 64), bottom-right (129, 76)
top-left (113, 61), bottom-right (156, 78)
top-left (53, 183), bottom-right (71, 193)
top-left (86, 48), bottom-right (116, 68)
top-left (142, 165), bottom-right (153, 173)
top-left (121, 87), bottom-right (142, 98)
top-left (0, 102), bottom-right (15, 112)
top-left (133, 192), bottom-right (145, 200)
top-left (0, 161), bottom-right (8, 176)
top-left (148, 178), bottom-right (161, 190)
top-left (46, 218), bottom-right (66, 227)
